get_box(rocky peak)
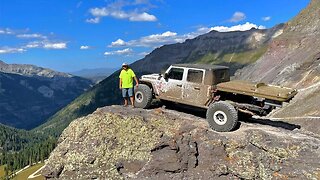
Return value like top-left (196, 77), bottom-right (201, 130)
top-left (285, 0), bottom-right (320, 34)
top-left (0, 60), bottom-right (72, 78)
top-left (41, 106), bottom-right (320, 179)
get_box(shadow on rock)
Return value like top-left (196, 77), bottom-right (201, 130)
top-left (245, 117), bottom-right (301, 131)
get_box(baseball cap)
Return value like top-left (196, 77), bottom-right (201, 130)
top-left (122, 63), bottom-right (128, 66)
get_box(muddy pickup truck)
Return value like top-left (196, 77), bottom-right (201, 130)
top-left (134, 64), bottom-right (297, 132)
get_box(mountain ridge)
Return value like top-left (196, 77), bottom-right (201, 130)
top-left (0, 60), bottom-right (72, 78)
top-left (0, 61), bottom-right (93, 129)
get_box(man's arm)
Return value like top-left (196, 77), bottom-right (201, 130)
top-left (119, 78), bottom-right (122, 89)
top-left (134, 76), bottom-right (139, 87)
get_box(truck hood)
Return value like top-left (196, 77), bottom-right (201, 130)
top-left (141, 73), bottom-right (161, 80)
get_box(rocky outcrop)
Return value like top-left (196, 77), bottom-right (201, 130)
top-left (41, 106), bottom-right (320, 179)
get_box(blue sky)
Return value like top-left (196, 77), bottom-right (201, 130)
top-left (0, 0), bottom-right (309, 72)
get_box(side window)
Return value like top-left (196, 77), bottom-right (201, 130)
top-left (216, 70), bottom-right (228, 80)
top-left (187, 69), bottom-right (204, 83)
top-left (168, 68), bottom-right (184, 80)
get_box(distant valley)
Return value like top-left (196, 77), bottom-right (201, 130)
top-left (0, 60), bottom-right (93, 129)
top-left (70, 67), bottom-right (118, 83)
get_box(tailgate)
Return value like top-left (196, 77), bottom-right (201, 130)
top-left (217, 80), bottom-right (297, 102)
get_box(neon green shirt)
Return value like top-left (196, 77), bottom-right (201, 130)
top-left (119, 69), bottom-right (136, 88)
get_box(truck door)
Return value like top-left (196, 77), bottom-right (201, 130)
top-left (160, 67), bottom-right (184, 100)
top-left (183, 69), bottom-right (209, 107)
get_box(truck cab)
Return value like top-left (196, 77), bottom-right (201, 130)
top-left (156, 64), bottom-right (230, 108)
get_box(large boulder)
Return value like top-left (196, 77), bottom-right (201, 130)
top-left (41, 106), bottom-right (320, 179)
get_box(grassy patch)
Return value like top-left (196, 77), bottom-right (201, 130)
top-left (0, 165), bottom-right (5, 178)
top-left (196, 46), bottom-right (268, 65)
top-left (13, 163), bottom-right (45, 180)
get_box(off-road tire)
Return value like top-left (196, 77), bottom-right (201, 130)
top-left (134, 84), bottom-right (153, 109)
top-left (206, 101), bottom-right (238, 132)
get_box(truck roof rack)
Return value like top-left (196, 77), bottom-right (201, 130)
top-left (172, 64), bottom-right (229, 70)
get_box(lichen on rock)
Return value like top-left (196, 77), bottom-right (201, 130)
top-left (41, 106), bottom-right (320, 179)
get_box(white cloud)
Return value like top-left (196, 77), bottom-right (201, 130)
top-left (229, 12), bottom-right (246, 22)
top-left (110, 39), bottom-right (127, 47)
top-left (80, 45), bottom-right (90, 50)
top-left (104, 48), bottom-right (133, 56)
top-left (43, 42), bottom-right (67, 49)
top-left (129, 12), bottom-right (157, 21)
top-left (0, 28), bottom-right (15, 35)
top-left (109, 31), bottom-right (179, 47)
top-left (86, 17), bottom-right (100, 24)
top-left (16, 33), bottom-right (47, 39)
top-left (198, 22), bottom-right (266, 33)
top-left (24, 41), bottom-right (67, 49)
top-left (86, 1), bottom-right (157, 23)
top-left (90, 7), bottom-right (109, 16)
top-left (138, 51), bottom-right (149, 56)
top-left (25, 42), bottom-right (40, 48)
top-left (0, 47), bottom-right (26, 54)
top-left (262, 16), bottom-right (271, 21)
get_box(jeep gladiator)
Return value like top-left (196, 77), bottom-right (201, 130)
top-left (134, 64), bottom-right (297, 132)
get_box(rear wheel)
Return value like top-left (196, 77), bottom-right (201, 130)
top-left (206, 101), bottom-right (238, 132)
top-left (134, 84), bottom-right (153, 109)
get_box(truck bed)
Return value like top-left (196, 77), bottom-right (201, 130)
top-left (217, 80), bottom-right (297, 102)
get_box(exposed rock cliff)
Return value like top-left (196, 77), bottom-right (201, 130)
top-left (41, 106), bottom-right (320, 179)
top-left (235, 0), bottom-right (320, 117)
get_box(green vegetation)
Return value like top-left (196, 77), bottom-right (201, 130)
top-left (196, 46), bottom-right (268, 65)
top-left (0, 124), bottom-right (56, 179)
top-left (0, 165), bottom-right (7, 178)
top-left (13, 163), bottom-right (45, 180)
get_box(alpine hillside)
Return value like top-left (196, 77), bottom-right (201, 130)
top-left (235, 0), bottom-right (320, 118)
top-left (0, 60), bottom-right (93, 129)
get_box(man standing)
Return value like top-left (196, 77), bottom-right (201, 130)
top-left (119, 63), bottom-right (139, 107)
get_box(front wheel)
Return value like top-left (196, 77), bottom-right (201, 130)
top-left (134, 84), bottom-right (153, 109)
top-left (206, 101), bottom-right (238, 132)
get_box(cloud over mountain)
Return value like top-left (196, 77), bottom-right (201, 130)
top-left (86, 0), bottom-right (157, 23)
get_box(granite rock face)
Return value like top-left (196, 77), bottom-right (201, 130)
top-left (41, 106), bottom-right (320, 179)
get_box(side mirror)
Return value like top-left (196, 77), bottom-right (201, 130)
top-left (163, 73), bottom-right (168, 80)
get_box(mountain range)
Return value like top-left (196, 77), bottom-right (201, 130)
top-left (0, 61), bottom-right (93, 129)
